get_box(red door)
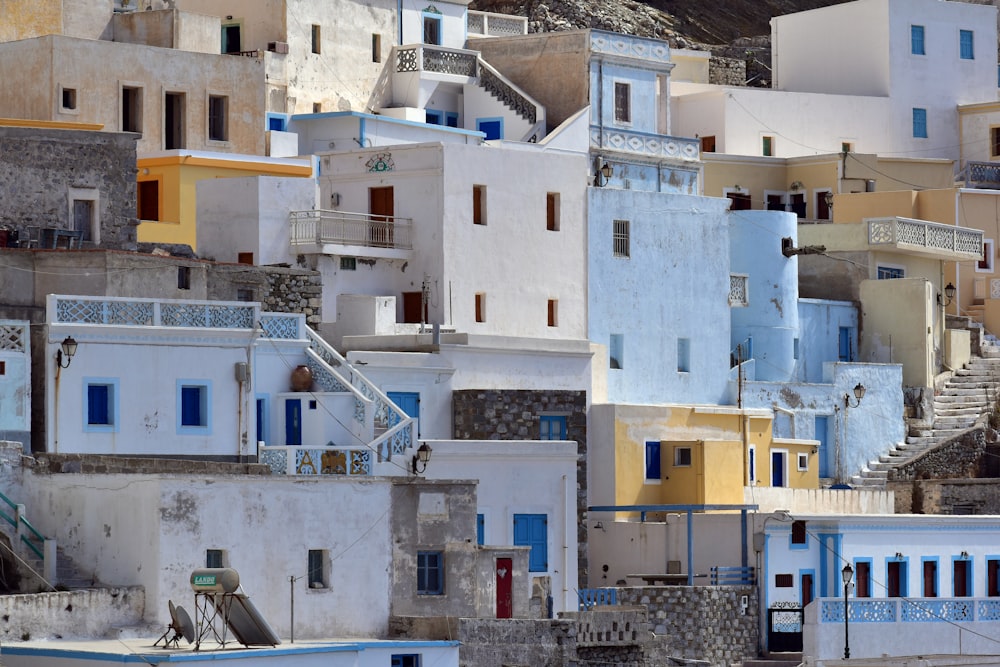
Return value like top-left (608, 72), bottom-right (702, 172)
top-left (496, 558), bottom-right (512, 618)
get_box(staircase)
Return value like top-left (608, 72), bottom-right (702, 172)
top-left (852, 352), bottom-right (1000, 487)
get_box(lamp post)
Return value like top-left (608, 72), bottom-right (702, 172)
top-left (842, 563), bottom-right (854, 660)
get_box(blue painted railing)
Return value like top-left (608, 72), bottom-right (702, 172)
top-left (0, 490), bottom-right (45, 560)
top-left (820, 598), bottom-right (1000, 623)
top-left (710, 566), bottom-right (755, 586)
top-left (578, 588), bottom-right (618, 610)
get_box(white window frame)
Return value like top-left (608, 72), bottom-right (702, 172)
top-left (58, 84), bottom-right (80, 115)
top-left (763, 190), bottom-right (788, 212)
top-left (977, 239), bottom-right (995, 273)
top-left (770, 449), bottom-right (789, 488)
top-left (797, 452), bottom-right (809, 471)
top-left (673, 446), bottom-right (692, 467)
top-left (876, 263), bottom-right (906, 280)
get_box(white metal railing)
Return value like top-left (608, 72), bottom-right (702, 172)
top-left (867, 217), bottom-right (983, 257)
top-left (289, 210), bottom-right (413, 251)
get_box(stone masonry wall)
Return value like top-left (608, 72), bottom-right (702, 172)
top-left (452, 390), bottom-right (588, 588)
top-left (0, 126), bottom-right (138, 250)
top-left (888, 428), bottom-right (986, 483)
top-left (708, 56), bottom-right (746, 86)
top-left (28, 453), bottom-right (270, 476)
top-left (0, 587), bottom-right (144, 641)
top-left (206, 264), bottom-right (322, 329)
top-left (892, 478), bottom-right (1000, 515)
top-left (618, 586), bottom-right (758, 667)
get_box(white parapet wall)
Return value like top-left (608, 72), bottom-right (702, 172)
top-left (745, 486), bottom-right (894, 515)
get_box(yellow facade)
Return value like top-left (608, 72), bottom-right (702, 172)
top-left (609, 404), bottom-right (818, 516)
top-left (136, 154), bottom-right (313, 250)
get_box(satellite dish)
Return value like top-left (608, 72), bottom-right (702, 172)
top-left (174, 605), bottom-right (195, 644)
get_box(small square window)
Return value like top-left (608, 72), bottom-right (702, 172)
top-left (236, 288), bottom-right (254, 302)
top-left (547, 299), bottom-right (558, 327)
top-left (178, 381), bottom-right (211, 433)
top-left (797, 453), bottom-right (808, 471)
top-left (237, 252), bottom-right (254, 265)
top-left (208, 95), bottom-right (229, 142)
top-left (417, 551), bottom-right (443, 594)
top-left (308, 549), bottom-right (328, 588)
top-left (309, 400), bottom-right (317, 410)
top-left (613, 220), bottom-right (630, 258)
top-left (473, 185), bottom-right (487, 225)
top-left (311, 25), bottom-right (322, 54)
top-left (775, 573), bottom-right (794, 588)
top-left (177, 266), bottom-right (191, 290)
top-left (614, 82), bottom-right (631, 123)
top-left (85, 379), bottom-right (118, 432)
top-left (341, 257), bottom-right (357, 271)
top-left (792, 521), bottom-right (807, 544)
top-left (546, 193), bottom-right (560, 231)
top-left (392, 655), bottom-right (422, 667)
top-left (61, 87), bottom-right (77, 111)
top-left (539, 415), bottom-right (567, 440)
top-left (841, 142), bottom-right (854, 153)
top-left (475, 293), bottom-right (486, 323)
top-left (674, 446), bottom-right (692, 467)
top-left (206, 549), bottom-right (226, 568)
top-left (313, 102), bottom-right (322, 114)
top-left (609, 333), bottom-right (623, 369)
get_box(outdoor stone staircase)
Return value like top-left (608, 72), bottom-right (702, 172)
top-left (852, 350), bottom-right (1000, 488)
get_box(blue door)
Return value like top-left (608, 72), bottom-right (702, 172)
top-left (477, 118), bottom-right (503, 140)
top-left (815, 416), bottom-right (830, 478)
top-left (388, 391), bottom-right (419, 435)
top-left (513, 514), bottom-right (548, 572)
top-left (285, 399), bottom-right (302, 446)
top-left (771, 451), bottom-right (785, 487)
top-left (256, 398), bottom-right (265, 445)
top-left (839, 327), bottom-right (854, 361)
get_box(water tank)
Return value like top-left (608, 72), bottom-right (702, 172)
top-left (190, 568), bottom-right (240, 594)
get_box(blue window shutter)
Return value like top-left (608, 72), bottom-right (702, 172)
top-left (645, 441), bottom-right (661, 479)
top-left (960, 30), bottom-right (974, 59)
top-left (911, 25), bottom-right (924, 55)
top-left (476, 514), bottom-right (484, 545)
top-left (181, 386), bottom-right (201, 426)
top-left (912, 108), bottom-right (927, 138)
top-left (88, 385), bottom-right (109, 425)
top-left (514, 514), bottom-right (548, 572)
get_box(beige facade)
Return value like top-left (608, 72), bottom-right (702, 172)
top-left (0, 0), bottom-right (114, 42)
top-left (0, 33), bottom-right (266, 155)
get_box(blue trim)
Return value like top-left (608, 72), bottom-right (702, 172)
top-left (425, 109), bottom-right (444, 125)
top-left (789, 521), bottom-right (808, 551)
top-left (265, 112), bottom-right (288, 132)
top-left (476, 513), bottom-right (484, 545)
top-left (422, 12), bottom-right (442, 45)
top-left (922, 556), bottom-right (939, 597)
top-left (912, 107), bottom-right (928, 139)
top-left (83, 377), bottom-right (119, 433)
top-left (886, 555), bottom-right (909, 597)
top-left (288, 110), bottom-right (484, 138)
top-left (176, 379), bottom-right (212, 435)
top-left (540, 415), bottom-right (567, 441)
top-left (445, 111), bottom-right (459, 128)
top-left (477, 116), bottom-right (504, 140)
top-left (255, 393), bottom-right (270, 445)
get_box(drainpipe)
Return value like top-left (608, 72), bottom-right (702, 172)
top-left (562, 473), bottom-right (570, 609)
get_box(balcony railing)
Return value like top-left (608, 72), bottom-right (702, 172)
top-left (589, 125), bottom-right (700, 162)
top-left (967, 161), bottom-right (1000, 187)
top-left (467, 11), bottom-right (528, 37)
top-left (867, 217), bottom-right (983, 258)
top-left (396, 45), bottom-right (478, 77)
top-left (51, 295), bottom-right (260, 330)
top-left (289, 210), bottom-right (413, 251)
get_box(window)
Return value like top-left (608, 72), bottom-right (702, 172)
top-left (613, 219), bottom-right (630, 258)
top-left (797, 452), bottom-right (808, 471)
top-left (856, 561), bottom-right (871, 598)
top-left (177, 381), bottom-right (211, 433)
top-left (477, 117), bottom-right (503, 140)
top-left (993, 128), bottom-right (1000, 158)
top-left (311, 24), bottom-right (321, 54)
top-left (84, 379), bottom-right (118, 432)
top-left (236, 289), bottom-right (254, 302)
top-left (206, 549), bottom-right (225, 568)
top-left (775, 574), bottom-right (793, 587)
top-left (539, 415), bottom-right (567, 440)
top-left (476, 514), bottom-right (484, 545)
top-left (391, 655), bottom-right (422, 667)
top-left (645, 441), bottom-right (661, 481)
top-left (988, 558), bottom-right (1000, 596)
top-left (473, 185), bottom-right (486, 225)
top-left (423, 15), bottom-right (441, 45)
top-left (313, 102), bottom-right (322, 114)
top-left (177, 266), bottom-right (191, 290)
top-left (165, 92), bottom-right (185, 150)
top-left (417, 551), bottom-right (443, 594)
top-left (61, 87), bottom-right (77, 111)
top-left (911, 25), bottom-right (925, 55)
top-left (237, 252), bottom-right (254, 265)
top-left (372, 33), bottom-right (382, 63)
top-left (547, 299), bottom-right (558, 327)
top-left (888, 559), bottom-right (908, 597)
top-left (674, 446), bottom-right (692, 467)
top-left (0, 361), bottom-right (5, 375)
top-left (954, 556), bottom-right (971, 597)
top-left (546, 193), bottom-right (560, 231)
top-left (340, 257), bottom-right (357, 271)
top-left (816, 190), bottom-right (832, 220)
top-left (923, 558), bottom-right (938, 597)
top-left (912, 108), bottom-right (927, 138)
top-left (475, 293), bottom-right (486, 323)
top-left (677, 338), bottom-right (690, 373)
top-left (791, 521), bottom-right (806, 545)
top-left (513, 514), bottom-right (547, 572)
top-left (425, 110), bottom-right (443, 125)
top-left (960, 29), bottom-right (974, 59)
top-left (267, 115), bottom-right (286, 132)
top-left (122, 86), bottom-right (142, 133)
top-left (748, 445), bottom-right (756, 483)
top-left (208, 95), bottom-right (229, 142)
top-left (308, 549), bottom-right (328, 588)
top-left (222, 24), bottom-right (241, 53)
top-left (877, 265), bottom-right (904, 279)
top-left (614, 82), bottom-right (631, 123)
top-left (978, 239), bottom-right (994, 272)
top-left (609, 333), bottom-right (623, 369)
top-left (793, 338), bottom-right (800, 360)
top-left (700, 135), bottom-right (716, 153)
top-left (137, 180), bottom-right (159, 221)
top-left (841, 141), bottom-right (854, 153)
top-left (762, 135), bottom-right (774, 157)
top-left (445, 112), bottom-right (458, 127)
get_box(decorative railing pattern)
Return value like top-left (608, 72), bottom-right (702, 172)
top-left (395, 45), bottom-right (478, 77)
top-left (0, 323), bottom-right (26, 352)
top-left (260, 314), bottom-right (302, 340)
top-left (867, 217), bottom-right (983, 257)
top-left (589, 126), bottom-right (700, 162)
top-left (591, 30), bottom-right (671, 65)
top-left (52, 296), bottom-right (260, 330)
top-left (968, 161), bottom-right (1000, 185)
top-left (289, 210), bottom-right (413, 251)
top-left (479, 63), bottom-right (537, 124)
top-left (820, 598), bottom-right (992, 624)
top-left (991, 279), bottom-right (1000, 300)
top-left (259, 445), bottom-right (373, 476)
top-left (578, 588), bottom-right (618, 610)
top-left (710, 565), bottom-right (754, 585)
top-left (467, 11), bottom-right (528, 36)
top-left (729, 274), bottom-right (748, 307)
top-left (0, 490), bottom-right (45, 560)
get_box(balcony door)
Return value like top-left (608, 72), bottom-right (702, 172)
top-left (369, 186), bottom-right (394, 247)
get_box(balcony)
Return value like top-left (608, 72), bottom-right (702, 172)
top-left (395, 44), bottom-right (478, 77)
top-left (289, 209), bottom-right (413, 259)
top-left (467, 11), bottom-right (528, 37)
top-left (589, 125), bottom-right (700, 163)
top-left (966, 161), bottom-right (1000, 188)
top-left (867, 216), bottom-right (983, 261)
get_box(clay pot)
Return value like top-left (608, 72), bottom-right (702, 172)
top-left (290, 364), bottom-right (313, 392)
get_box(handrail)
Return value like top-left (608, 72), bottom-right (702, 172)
top-left (710, 565), bottom-right (755, 585)
top-left (477, 57), bottom-right (538, 124)
top-left (0, 489), bottom-right (46, 560)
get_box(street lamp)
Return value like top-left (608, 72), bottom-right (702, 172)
top-left (842, 563), bottom-right (854, 660)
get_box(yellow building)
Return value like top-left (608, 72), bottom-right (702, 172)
top-left (137, 151), bottom-right (313, 251)
top-left (590, 404), bottom-right (818, 516)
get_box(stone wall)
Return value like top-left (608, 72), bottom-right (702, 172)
top-left (888, 428), bottom-right (986, 483)
top-left (708, 56), bottom-right (746, 86)
top-left (617, 586), bottom-right (758, 667)
top-left (891, 477), bottom-right (1000, 515)
top-left (458, 608), bottom-right (649, 667)
top-left (887, 429), bottom-right (992, 512)
top-left (452, 389), bottom-right (588, 588)
top-left (28, 453), bottom-right (270, 476)
top-left (0, 126), bottom-right (138, 250)
top-left (207, 264), bottom-right (323, 328)
top-left (0, 587), bottom-right (144, 641)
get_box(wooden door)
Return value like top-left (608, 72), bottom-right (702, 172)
top-left (369, 187), bottom-right (394, 247)
top-left (496, 558), bottom-right (512, 618)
